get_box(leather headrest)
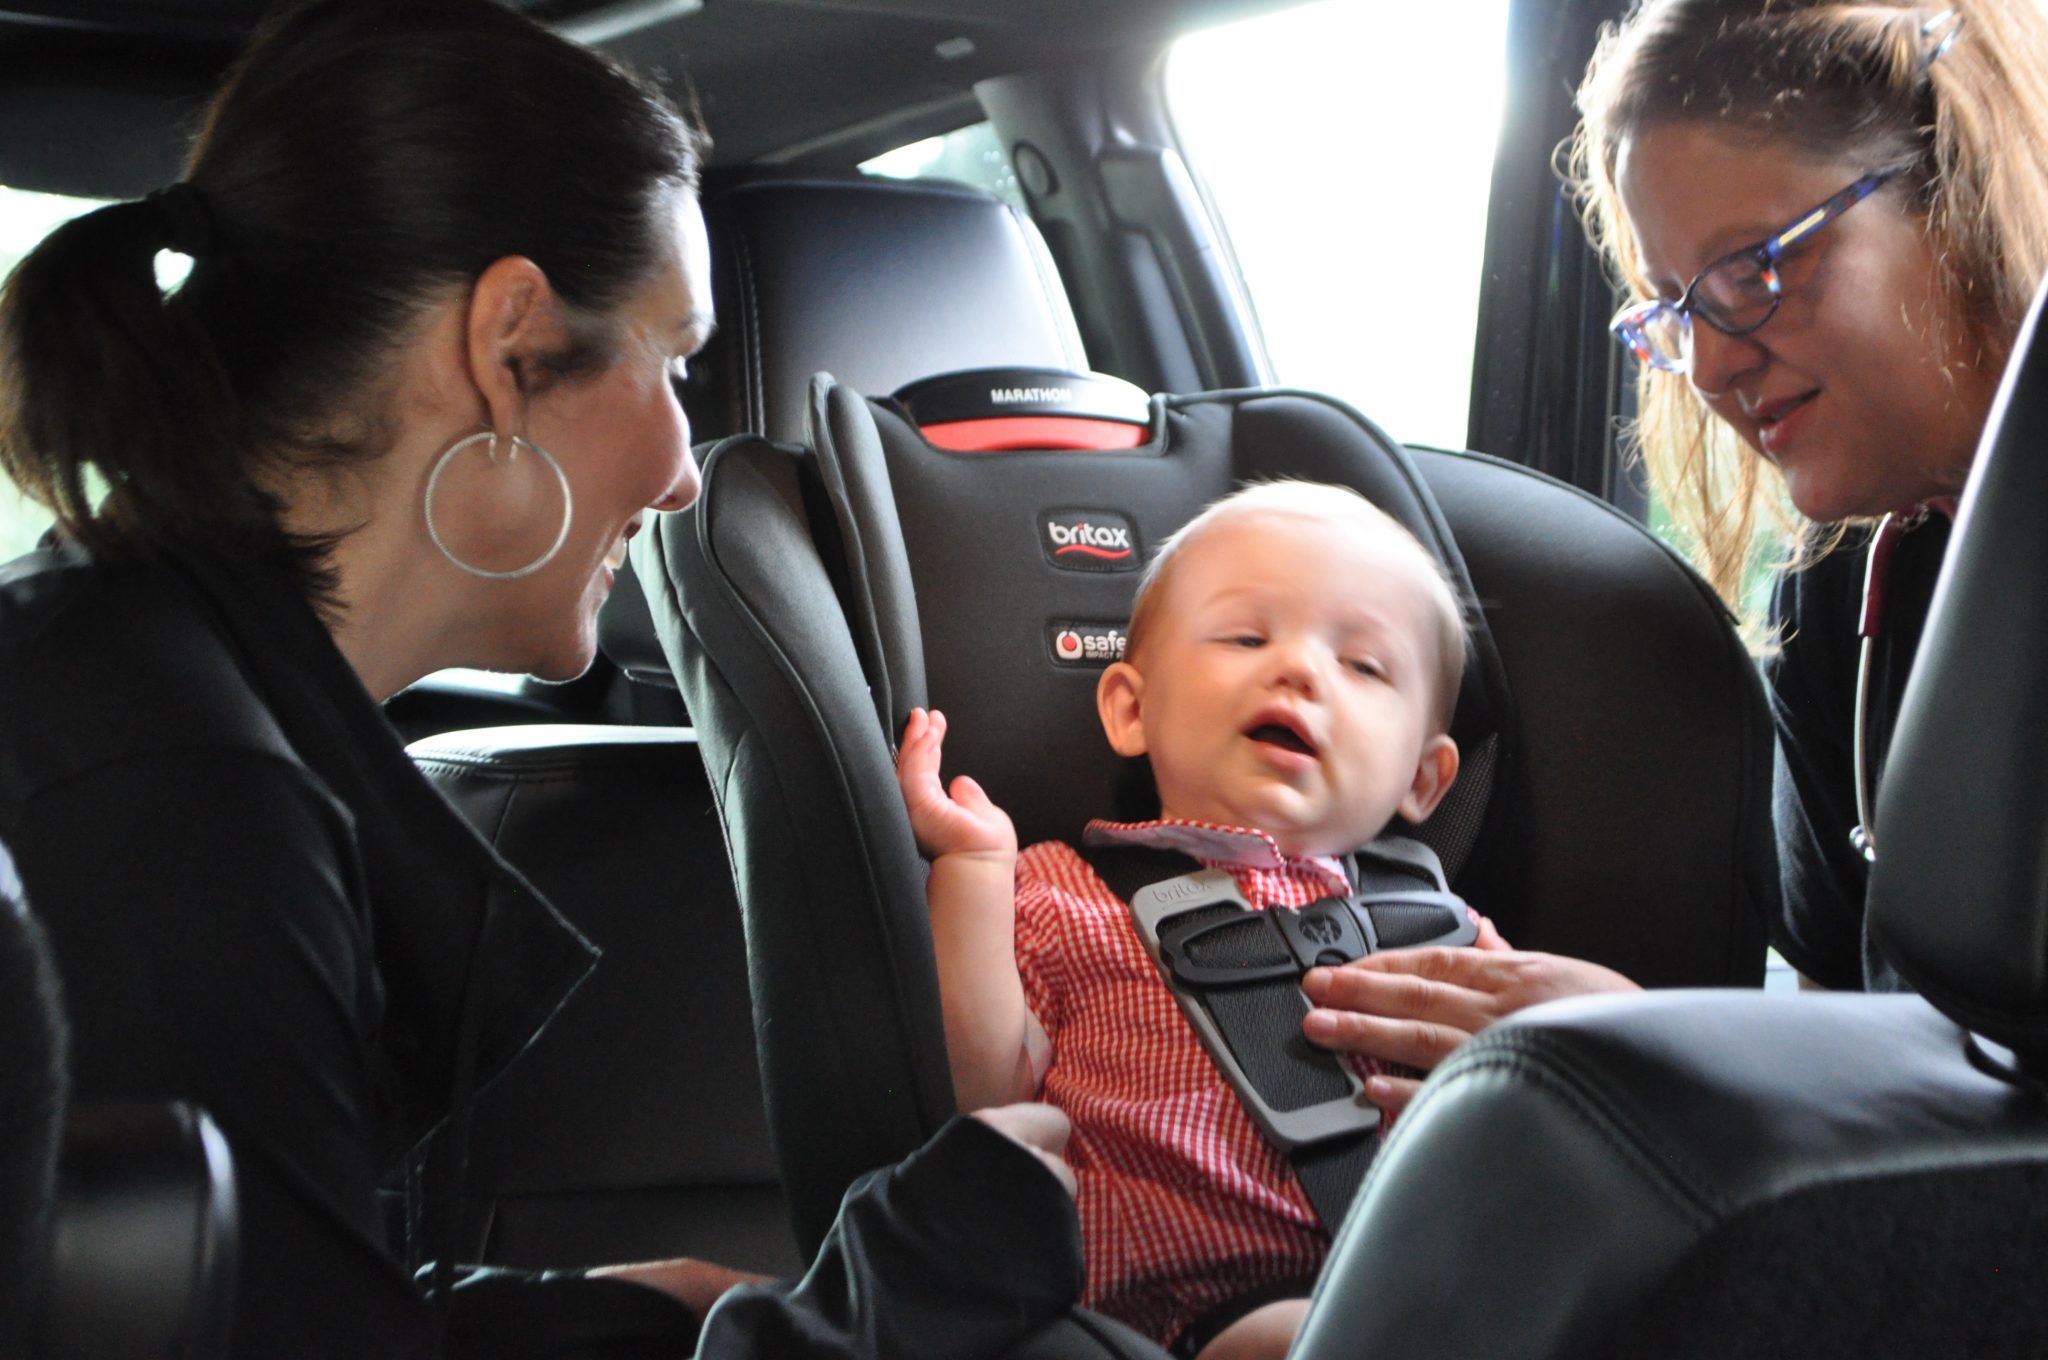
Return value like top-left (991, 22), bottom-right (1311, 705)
top-left (682, 171), bottom-right (1089, 446)
top-left (1870, 277), bottom-right (2048, 1069)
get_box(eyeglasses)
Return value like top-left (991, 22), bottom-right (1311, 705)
top-left (1610, 167), bottom-right (1902, 375)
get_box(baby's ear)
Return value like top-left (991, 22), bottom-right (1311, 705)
top-left (1398, 734), bottom-right (1460, 824)
top-left (1096, 662), bottom-right (1150, 758)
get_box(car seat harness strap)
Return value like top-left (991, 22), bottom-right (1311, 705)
top-left (1078, 836), bottom-right (1475, 1233)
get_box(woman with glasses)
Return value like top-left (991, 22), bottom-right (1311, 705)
top-left (1295, 0), bottom-right (2048, 1110)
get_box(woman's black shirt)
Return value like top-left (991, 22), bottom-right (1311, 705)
top-left (1766, 515), bottom-right (1951, 992)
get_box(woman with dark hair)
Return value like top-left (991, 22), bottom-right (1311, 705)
top-left (0, 2), bottom-right (1083, 1356)
top-left (1296, 0), bottom-right (2048, 1097)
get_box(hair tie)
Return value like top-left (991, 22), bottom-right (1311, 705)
top-left (146, 183), bottom-right (216, 259)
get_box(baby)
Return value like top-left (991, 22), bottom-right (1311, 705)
top-left (898, 480), bottom-right (1482, 1359)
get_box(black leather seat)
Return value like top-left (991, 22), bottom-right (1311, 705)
top-left (1290, 281), bottom-right (2048, 1360)
top-left (39, 1102), bottom-right (239, 1360)
top-left (3, 836), bottom-right (239, 1360)
top-left (407, 725), bottom-right (795, 1274)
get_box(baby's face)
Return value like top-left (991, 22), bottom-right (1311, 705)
top-left (1106, 511), bottom-right (1453, 857)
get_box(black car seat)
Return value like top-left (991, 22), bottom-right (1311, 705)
top-left (38, 1102), bottom-right (239, 1360)
top-left (1289, 278), bottom-right (2048, 1360)
top-left (629, 175), bottom-right (1774, 1259)
top-left (401, 173), bottom-right (1095, 1277)
top-left (640, 372), bottom-right (1773, 1253)
top-left (3, 836), bottom-right (240, 1360)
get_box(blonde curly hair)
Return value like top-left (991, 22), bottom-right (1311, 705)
top-left (1566, 0), bottom-right (2048, 620)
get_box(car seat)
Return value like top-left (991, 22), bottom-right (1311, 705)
top-left (631, 161), bottom-right (1775, 1255)
top-left (401, 173), bottom-right (1098, 1278)
top-left (1288, 280), bottom-right (2048, 1360)
top-left (3, 835), bottom-right (239, 1360)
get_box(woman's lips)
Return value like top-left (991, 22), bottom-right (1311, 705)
top-left (1755, 392), bottom-right (1817, 460)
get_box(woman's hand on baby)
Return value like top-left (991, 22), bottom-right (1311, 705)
top-left (897, 707), bottom-right (1017, 859)
top-left (1299, 943), bottom-right (1638, 1115)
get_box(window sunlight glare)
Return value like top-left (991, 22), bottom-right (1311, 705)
top-left (1167, 0), bottom-right (1511, 450)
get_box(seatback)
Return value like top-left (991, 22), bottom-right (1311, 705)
top-left (408, 725), bottom-right (799, 1276)
top-left (1290, 278), bottom-right (2048, 1360)
top-left (640, 369), bottom-right (1774, 1254)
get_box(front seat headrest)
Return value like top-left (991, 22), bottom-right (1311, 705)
top-left (684, 172), bottom-right (1090, 446)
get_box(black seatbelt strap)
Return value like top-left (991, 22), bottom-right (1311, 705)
top-left (1079, 839), bottom-right (1473, 1233)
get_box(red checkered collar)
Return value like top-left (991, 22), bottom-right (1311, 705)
top-left (1081, 817), bottom-right (1351, 897)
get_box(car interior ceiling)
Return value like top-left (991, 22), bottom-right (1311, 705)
top-left (0, 0), bottom-right (1291, 188)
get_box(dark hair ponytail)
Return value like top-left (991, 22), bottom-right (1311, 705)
top-left (0, 0), bottom-right (705, 596)
top-left (0, 194), bottom-right (261, 561)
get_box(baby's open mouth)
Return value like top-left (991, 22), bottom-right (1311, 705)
top-left (1246, 722), bottom-right (1316, 756)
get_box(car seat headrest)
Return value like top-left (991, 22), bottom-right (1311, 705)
top-left (1870, 277), bottom-right (2048, 1077)
top-left (893, 367), bottom-right (1150, 451)
top-left (682, 172), bottom-right (1089, 447)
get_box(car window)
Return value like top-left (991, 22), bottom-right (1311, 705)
top-left (1165, 0), bottom-right (1511, 451)
top-left (861, 122), bottom-right (1025, 212)
top-left (1, 186), bottom-right (108, 561)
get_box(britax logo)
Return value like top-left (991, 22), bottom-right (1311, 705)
top-left (1040, 510), bottom-right (1138, 573)
top-left (991, 385), bottom-right (1074, 405)
top-left (1048, 522), bottom-right (1132, 557)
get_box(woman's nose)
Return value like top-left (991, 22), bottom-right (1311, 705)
top-left (1687, 321), bottom-right (1768, 398)
top-left (652, 448), bottom-right (701, 512)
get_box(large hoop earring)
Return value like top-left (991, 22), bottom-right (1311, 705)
top-left (423, 431), bottom-right (574, 580)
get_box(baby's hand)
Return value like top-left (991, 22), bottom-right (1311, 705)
top-left (897, 708), bottom-right (1017, 860)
